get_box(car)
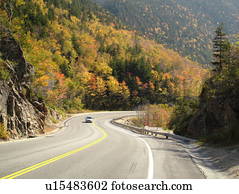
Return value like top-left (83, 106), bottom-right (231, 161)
top-left (85, 116), bottom-right (93, 123)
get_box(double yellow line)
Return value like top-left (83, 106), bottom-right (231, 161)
top-left (0, 122), bottom-right (108, 179)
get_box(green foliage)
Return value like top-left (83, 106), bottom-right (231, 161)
top-left (168, 25), bottom-right (239, 144)
top-left (63, 97), bottom-right (84, 113)
top-left (169, 97), bottom-right (199, 136)
top-left (212, 24), bottom-right (231, 72)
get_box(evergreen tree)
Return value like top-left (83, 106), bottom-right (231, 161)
top-left (212, 24), bottom-right (231, 72)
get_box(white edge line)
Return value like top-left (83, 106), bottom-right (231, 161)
top-left (139, 138), bottom-right (154, 179)
top-left (104, 120), bottom-right (154, 179)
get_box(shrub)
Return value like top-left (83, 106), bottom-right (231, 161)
top-left (169, 97), bottom-right (199, 136)
top-left (0, 123), bottom-right (9, 140)
top-left (136, 104), bottom-right (174, 129)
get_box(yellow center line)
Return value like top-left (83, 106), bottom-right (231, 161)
top-left (0, 122), bottom-right (108, 179)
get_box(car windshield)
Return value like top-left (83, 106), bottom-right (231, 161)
top-left (86, 117), bottom-right (92, 119)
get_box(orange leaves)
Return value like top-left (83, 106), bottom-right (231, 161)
top-left (1, 0), bottom-right (209, 111)
top-left (34, 75), bottom-right (49, 87)
top-left (135, 76), bottom-right (143, 86)
top-left (162, 73), bottom-right (172, 80)
top-left (87, 74), bottom-right (106, 94)
top-left (149, 81), bottom-right (155, 90)
top-left (47, 73), bottom-right (67, 105)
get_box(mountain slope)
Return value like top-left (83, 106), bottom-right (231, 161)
top-left (0, 0), bottom-right (207, 138)
top-left (94, 0), bottom-right (239, 64)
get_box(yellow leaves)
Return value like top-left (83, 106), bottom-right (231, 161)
top-left (0, 0), bottom-right (210, 110)
top-left (92, 61), bottom-right (112, 76)
top-left (61, 27), bottom-right (72, 40)
top-left (32, 0), bottom-right (48, 15)
top-left (62, 40), bottom-right (77, 58)
top-left (79, 72), bottom-right (92, 85)
top-left (0, 9), bottom-right (7, 17)
top-left (35, 75), bottom-right (50, 87)
top-left (54, 8), bottom-right (69, 18)
top-left (50, 21), bottom-right (63, 34)
top-left (23, 37), bottom-right (58, 81)
top-left (151, 70), bottom-right (161, 80)
top-left (107, 76), bottom-right (121, 93)
top-left (95, 76), bottom-right (106, 93)
top-left (15, 0), bottom-right (25, 7)
top-left (106, 77), bottom-right (130, 99)
top-left (70, 16), bottom-right (80, 24)
top-left (120, 81), bottom-right (130, 98)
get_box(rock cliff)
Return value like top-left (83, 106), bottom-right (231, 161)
top-left (0, 32), bottom-right (47, 139)
top-left (187, 79), bottom-right (239, 142)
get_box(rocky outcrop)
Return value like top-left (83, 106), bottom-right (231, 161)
top-left (0, 32), bottom-right (47, 139)
top-left (187, 80), bottom-right (239, 142)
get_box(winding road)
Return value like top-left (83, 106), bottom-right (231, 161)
top-left (0, 112), bottom-right (205, 179)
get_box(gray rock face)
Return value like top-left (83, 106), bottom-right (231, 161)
top-left (0, 33), bottom-right (47, 139)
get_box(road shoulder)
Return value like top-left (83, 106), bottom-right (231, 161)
top-left (112, 116), bottom-right (239, 179)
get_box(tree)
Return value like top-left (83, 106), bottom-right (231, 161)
top-left (212, 24), bottom-right (231, 72)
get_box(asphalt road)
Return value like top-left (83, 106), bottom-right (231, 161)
top-left (0, 112), bottom-right (205, 179)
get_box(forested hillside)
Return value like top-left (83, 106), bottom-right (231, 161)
top-left (0, 0), bottom-right (210, 140)
top-left (0, 0), bottom-right (207, 113)
top-left (94, 0), bottom-right (239, 64)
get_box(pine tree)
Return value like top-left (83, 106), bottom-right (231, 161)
top-left (212, 24), bottom-right (231, 72)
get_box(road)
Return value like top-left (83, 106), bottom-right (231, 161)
top-left (0, 112), bottom-right (205, 179)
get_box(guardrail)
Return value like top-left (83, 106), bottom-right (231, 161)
top-left (111, 116), bottom-right (194, 143)
top-left (111, 117), bottom-right (169, 139)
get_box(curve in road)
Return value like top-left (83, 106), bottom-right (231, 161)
top-left (0, 112), bottom-right (205, 179)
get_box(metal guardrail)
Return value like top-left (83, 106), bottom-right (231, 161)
top-left (111, 117), bottom-right (169, 139)
top-left (111, 116), bottom-right (194, 143)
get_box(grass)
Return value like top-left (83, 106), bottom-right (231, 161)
top-left (0, 123), bottom-right (9, 140)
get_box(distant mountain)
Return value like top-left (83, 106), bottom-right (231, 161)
top-left (93, 0), bottom-right (239, 64)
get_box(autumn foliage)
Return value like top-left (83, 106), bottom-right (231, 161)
top-left (0, 0), bottom-right (208, 111)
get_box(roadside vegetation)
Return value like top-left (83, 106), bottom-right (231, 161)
top-left (133, 25), bottom-right (239, 145)
top-left (134, 104), bottom-right (174, 129)
top-left (0, 122), bottom-right (9, 140)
